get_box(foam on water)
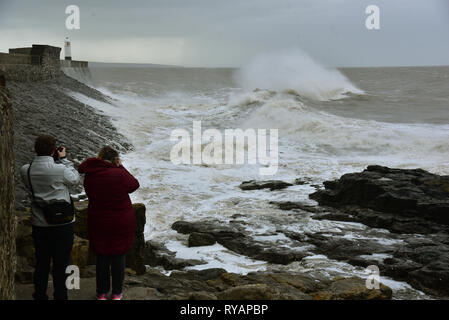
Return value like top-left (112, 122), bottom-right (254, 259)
top-left (235, 48), bottom-right (364, 101)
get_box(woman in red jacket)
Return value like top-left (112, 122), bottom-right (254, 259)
top-left (78, 146), bottom-right (140, 300)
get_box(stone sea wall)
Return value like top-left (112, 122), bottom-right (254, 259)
top-left (60, 60), bottom-right (88, 68)
top-left (0, 44), bottom-right (88, 82)
top-left (0, 64), bottom-right (62, 82)
top-left (0, 74), bottom-right (17, 299)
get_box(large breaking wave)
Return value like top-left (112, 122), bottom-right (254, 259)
top-left (235, 48), bottom-right (363, 101)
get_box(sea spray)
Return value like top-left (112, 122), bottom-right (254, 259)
top-left (235, 47), bottom-right (363, 100)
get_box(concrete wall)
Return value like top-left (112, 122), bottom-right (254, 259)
top-left (0, 45), bottom-right (64, 82)
top-left (0, 73), bottom-right (17, 299)
top-left (32, 45), bottom-right (61, 68)
top-left (60, 60), bottom-right (88, 68)
top-left (0, 53), bottom-right (32, 65)
top-left (0, 64), bottom-right (61, 82)
top-left (9, 48), bottom-right (32, 55)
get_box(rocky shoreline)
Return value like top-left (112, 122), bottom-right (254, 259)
top-left (15, 164), bottom-right (449, 300)
top-left (14, 201), bottom-right (392, 300)
top-left (307, 166), bottom-right (449, 297)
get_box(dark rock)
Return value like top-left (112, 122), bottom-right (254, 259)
top-left (14, 257), bottom-right (34, 284)
top-left (188, 232), bottom-right (216, 247)
top-left (187, 291), bottom-right (218, 300)
top-left (218, 284), bottom-right (280, 300)
top-left (239, 180), bottom-right (293, 191)
top-left (126, 203), bottom-right (147, 275)
top-left (294, 178), bottom-right (308, 185)
top-left (172, 220), bottom-right (307, 265)
top-left (310, 165), bottom-right (449, 226)
top-left (15, 267), bottom-right (393, 300)
top-left (312, 277), bottom-right (392, 300)
top-left (144, 240), bottom-right (206, 270)
top-left (302, 165), bottom-right (449, 297)
top-left (270, 201), bottom-right (324, 213)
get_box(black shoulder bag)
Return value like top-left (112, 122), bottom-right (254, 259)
top-left (27, 161), bottom-right (75, 225)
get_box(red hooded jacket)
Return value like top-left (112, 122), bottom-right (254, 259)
top-left (78, 158), bottom-right (140, 256)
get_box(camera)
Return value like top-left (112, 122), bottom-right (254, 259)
top-left (52, 146), bottom-right (64, 161)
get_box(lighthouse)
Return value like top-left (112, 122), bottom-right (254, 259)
top-left (64, 37), bottom-right (72, 61)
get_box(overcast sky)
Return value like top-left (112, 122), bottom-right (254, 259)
top-left (0, 0), bottom-right (448, 67)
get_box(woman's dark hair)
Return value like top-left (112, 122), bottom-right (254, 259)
top-left (34, 135), bottom-right (56, 156)
top-left (98, 146), bottom-right (120, 165)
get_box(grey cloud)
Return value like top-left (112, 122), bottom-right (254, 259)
top-left (0, 0), bottom-right (448, 67)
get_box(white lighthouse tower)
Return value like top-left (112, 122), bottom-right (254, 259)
top-left (64, 37), bottom-right (72, 61)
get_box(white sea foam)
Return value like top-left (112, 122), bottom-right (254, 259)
top-left (235, 48), bottom-right (364, 101)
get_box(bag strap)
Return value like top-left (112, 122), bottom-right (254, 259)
top-left (27, 161), bottom-right (37, 201)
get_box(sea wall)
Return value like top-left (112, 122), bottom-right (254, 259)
top-left (0, 52), bottom-right (32, 65)
top-left (0, 64), bottom-right (61, 82)
top-left (60, 60), bottom-right (88, 68)
top-left (0, 48), bottom-right (61, 81)
top-left (0, 44), bottom-right (66, 82)
top-left (0, 73), bottom-right (17, 299)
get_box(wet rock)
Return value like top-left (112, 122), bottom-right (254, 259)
top-left (123, 287), bottom-right (165, 300)
top-left (188, 232), bottom-right (216, 247)
top-left (144, 240), bottom-right (206, 270)
top-left (270, 201), bottom-right (324, 213)
top-left (126, 203), bottom-right (147, 275)
top-left (14, 257), bottom-right (34, 284)
top-left (310, 165), bottom-right (449, 227)
top-left (288, 166), bottom-right (449, 297)
top-left (187, 291), bottom-right (218, 300)
top-left (15, 214), bottom-right (34, 265)
top-left (294, 178), bottom-right (308, 185)
top-left (71, 236), bottom-right (90, 268)
top-left (314, 206), bottom-right (448, 235)
top-left (239, 180), bottom-right (293, 191)
top-left (305, 233), bottom-right (397, 261)
top-left (15, 267), bottom-right (392, 300)
top-left (79, 265), bottom-right (96, 278)
top-left (219, 284), bottom-right (279, 300)
top-left (312, 277), bottom-right (392, 300)
top-left (73, 201), bottom-right (89, 239)
top-left (172, 220), bottom-right (307, 265)
top-left (296, 224), bottom-right (449, 297)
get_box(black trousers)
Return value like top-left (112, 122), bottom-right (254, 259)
top-left (31, 223), bottom-right (74, 300)
top-left (96, 254), bottom-right (126, 295)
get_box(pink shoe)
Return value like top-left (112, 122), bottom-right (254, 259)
top-left (111, 293), bottom-right (123, 300)
top-left (96, 293), bottom-right (107, 300)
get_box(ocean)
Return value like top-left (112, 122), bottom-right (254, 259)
top-left (65, 54), bottom-right (449, 299)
